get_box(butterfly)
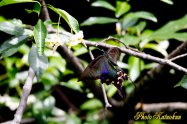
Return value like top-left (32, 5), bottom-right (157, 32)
top-left (78, 47), bottom-right (128, 98)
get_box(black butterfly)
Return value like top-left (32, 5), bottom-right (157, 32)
top-left (79, 47), bottom-right (128, 98)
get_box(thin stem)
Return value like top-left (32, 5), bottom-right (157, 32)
top-left (101, 83), bottom-right (112, 108)
top-left (136, 102), bottom-right (187, 112)
top-left (170, 53), bottom-right (187, 61)
top-left (54, 86), bottom-right (79, 112)
top-left (12, 68), bottom-right (35, 124)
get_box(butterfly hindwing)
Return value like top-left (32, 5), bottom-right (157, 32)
top-left (79, 55), bottom-right (107, 81)
top-left (106, 47), bottom-right (120, 65)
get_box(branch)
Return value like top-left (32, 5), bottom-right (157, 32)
top-left (84, 39), bottom-right (187, 74)
top-left (135, 102), bottom-right (187, 112)
top-left (40, 0), bottom-right (50, 21)
top-left (12, 68), bottom-right (35, 124)
top-left (54, 86), bottom-right (79, 112)
top-left (170, 53), bottom-right (187, 61)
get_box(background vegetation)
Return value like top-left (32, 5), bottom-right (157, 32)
top-left (0, 0), bottom-right (187, 124)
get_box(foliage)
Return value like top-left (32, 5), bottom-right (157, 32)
top-left (0, 0), bottom-right (186, 123)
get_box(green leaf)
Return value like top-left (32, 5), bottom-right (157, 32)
top-left (66, 114), bottom-right (81, 124)
top-left (128, 56), bottom-right (143, 81)
top-left (61, 78), bottom-right (83, 92)
top-left (0, 35), bottom-right (30, 58)
top-left (47, 4), bottom-right (80, 33)
top-left (121, 11), bottom-right (157, 30)
top-left (0, 16), bottom-right (7, 22)
top-left (91, 1), bottom-right (115, 11)
top-left (160, 0), bottom-right (173, 5)
top-left (49, 56), bottom-right (66, 73)
top-left (127, 21), bottom-right (146, 34)
top-left (25, 2), bottom-right (41, 15)
top-left (80, 98), bottom-right (103, 110)
top-left (34, 19), bottom-right (47, 56)
top-left (132, 11), bottom-right (157, 22)
top-left (107, 85), bottom-right (117, 97)
top-left (43, 96), bottom-right (55, 115)
top-left (175, 75), bottom-right (187, 89)
top-left (81, 17), bottom-right (118, 26)
top-left (149, 15), bottom-right (187, 42)
top-left (0, 0), bottom-right (40, 7)
top-left (119, 34), bottom-right (140, 46)
top-left (144, 43), bottom-right (168, 57)
top-left (28, 45), bottom-right (48, 80)
top-left (115, 1), bottom-right (130, 18)
top-left (0, 20), bottom-right (32, 36)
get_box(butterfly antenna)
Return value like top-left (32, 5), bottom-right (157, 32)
top-left (106, 36), bottom-right (128, 49)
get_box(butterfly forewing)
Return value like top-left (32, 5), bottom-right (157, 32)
top-left (107, 47), bottom-right (120, 65)
top-left (79, 55), bottom-right (106, 81)
top-left (79, 54), bottom-right (118, 81)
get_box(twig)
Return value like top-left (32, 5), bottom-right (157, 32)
top-left (12, 68), bottom-right (35, 124)
top-left (54, 86), bottom-right (79, 112)
top-left (84, 40), bottom-right (187, 74)
top-left (135, 102), bottom-right (187, 112)
top-left (170, 53), bottom-right (187, 61)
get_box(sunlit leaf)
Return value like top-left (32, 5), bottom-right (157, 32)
top-left (128, 56), bottom-right (143, 81)
top-left (81, 17), bottom-right (118, 26)
top-left (41, 73), bottom-right (59, 89)
top-left (175, 75), bottom-right (187, 89)
top-left (80, 98), bottom-right (103, 110)
top-left (107, 85), bottom-right (117, 97)
top-left (144, 63), bottom-right (158, 69)
top-left (0, 0), bottom-right (40, 7)
top-left (0, 35), bottom-right (30, 58)
top-left (115, 1), bottom-right (130, 18)
top-left (160, 0), bottom-right (173, 5)
top-left (61, 78), bottom-right (83, 92)
top-left (25, 2), bottom-right (41, 15)
top-left (91, 0), bottom-right (115, 11)
top-left (144, 43), bottom-right (168, 57)
top-left (0, 21), bottom-right (33, 36)
top-left (139, 29), bottom-right (154, 48)
top-left (47, 4), bottom-right (80, 33)
top-left (73, 46), bottom-right (88, 56)
top-left (127, 21), bottom-right (146, 34)
top-left (0, 16), bottom-right (7, 22)
top-left (49, 56), bottom-right (66, 73)
top-left (43, 96), bottom-right (55, 115)
top-left (121, 11), bottom-right (157, 30)
top-left (66, 114), bottom-right (81, 124)
top-left (0, 95), bottom-right (19, 111)
top-left (119, 34), bottom-right (140, 46)
top-left (34, 19), bottom-right (47, 56)
top-left (28, 45), bottom-right (48, 80)
top-left (149, 15), bottom-right (187, 42)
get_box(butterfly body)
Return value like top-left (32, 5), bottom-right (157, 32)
top-left (79, 47), bottom-right (128, 98)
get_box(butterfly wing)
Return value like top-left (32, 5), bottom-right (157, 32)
top-left (79, 55), bottom-right (106, 81)
top-left (107, 47), bottom-right (120, 65)
top-left (79, 55), bottom-right (118, 81)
